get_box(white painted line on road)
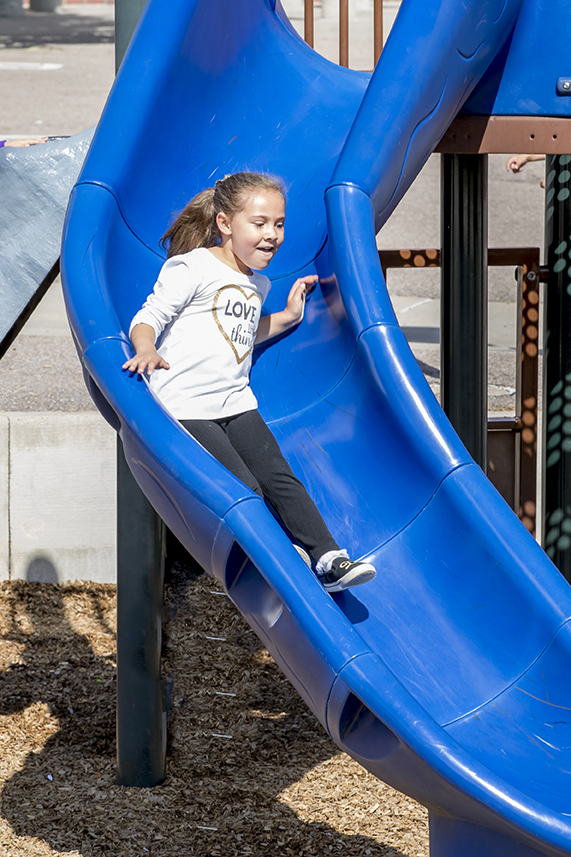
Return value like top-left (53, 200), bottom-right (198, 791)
top-left (397, 297), bottom-right (433, 314)
top-left (428, 383), bottom-right (516, 397)
top-left (0, 62), bottom-right (63, 71)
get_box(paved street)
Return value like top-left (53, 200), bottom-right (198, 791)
top-left (0, 5), bottom-right (114, 136)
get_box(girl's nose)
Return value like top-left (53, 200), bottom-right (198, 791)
top-left (264, 223), bottom-right (277, 239)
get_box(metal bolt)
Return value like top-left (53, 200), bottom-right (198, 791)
top-left (527, 271), bottom-right (537, 282)
top-left (564, 81), bottom-right (571, 91)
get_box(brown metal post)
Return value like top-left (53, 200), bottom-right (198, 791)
top-left (486, 248), bottom-right (540, 535)
top-left (339, 0), bottom-right (349, 67)
top-left (373, 0), bottom-right (383, 65)
top-left (304, 0), bottom-right (314, 48)
top-left (518, 258), bottom-right (541, 534)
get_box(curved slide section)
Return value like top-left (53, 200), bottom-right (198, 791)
top-left (61, 0), bottom-right (571, 855)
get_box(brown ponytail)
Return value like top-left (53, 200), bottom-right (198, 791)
top-left (160, 172), bottom-right (286, 258)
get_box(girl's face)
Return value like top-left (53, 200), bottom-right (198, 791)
top-left (216, 190), bottom-right (285, 274)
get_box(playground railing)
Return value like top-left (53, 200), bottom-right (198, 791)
top-left (302, 0), bottom-right (384, 68)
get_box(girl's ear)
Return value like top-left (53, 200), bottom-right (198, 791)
top-left (216, 211), bottom-right (232, 236)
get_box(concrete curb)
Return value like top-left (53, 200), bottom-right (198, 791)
top-left (0, 411), bottom-right (116, 583)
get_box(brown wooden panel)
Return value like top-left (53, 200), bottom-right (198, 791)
top-left (436, 115), bottom-right (571, 155)
top-left (488, 426), bottom-right (517, 511)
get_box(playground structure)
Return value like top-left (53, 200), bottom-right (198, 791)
top-left (60, 1), bottom-right (571, 856)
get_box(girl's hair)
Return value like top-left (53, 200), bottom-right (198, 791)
top-left (160, 172), bottom-right (286, 258)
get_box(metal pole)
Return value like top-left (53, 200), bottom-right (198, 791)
top-left (115, 0), bottom-right (147, 72)
top-left (113, 0), bottom-right (167, 786)
top-left (116, 437), bottom-right (167, 787)
top-left (441, 153), bottom-right (489, 470)
top-left (373, 0), bottom-right (383, 66)
top-left (542, 154), bottom-right (571, 580)
top-left (304, 0), bottom-right (314, 48)
top-left (339, 0), bottom-right (349, 67)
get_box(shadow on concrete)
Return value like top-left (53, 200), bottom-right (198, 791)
top-left (401, 325), bottom-right (440, 345)
top-left (25, 555), bottom-right (59, 583)
top-left (415, 358), bottom-right (440, 379)
top-left (0, 9), bottom-right (114, 48)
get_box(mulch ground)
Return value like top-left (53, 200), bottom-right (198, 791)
top-left (0, 562), bottom-right (429, 857)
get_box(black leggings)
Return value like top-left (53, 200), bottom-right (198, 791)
top-left (180, 409), bottom-right (339, 563)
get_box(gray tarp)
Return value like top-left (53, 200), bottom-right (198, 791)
top-left (0, 127), bottom-right (94, 350)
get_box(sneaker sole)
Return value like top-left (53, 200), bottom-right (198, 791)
top-left (322, 566), bottom-right (376, 593)
top-left (293, 544), bottom-right (312, 568)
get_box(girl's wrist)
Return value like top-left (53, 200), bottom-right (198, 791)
top-left (282, 306), bottom-right (303, 326)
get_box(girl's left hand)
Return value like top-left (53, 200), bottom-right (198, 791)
top-left (285, 275), bottom-right (318, 324)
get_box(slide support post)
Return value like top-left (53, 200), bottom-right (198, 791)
top-left (115, 0), bottom-right (147, 72)
top-left (116, 436), bottom-right (167, 787)
top-left (441, 153), bottom-right (489, 471)
top-left (542, 154), bottom-right (571, 581)
top-left (114, 0), bottom-right (167, 786)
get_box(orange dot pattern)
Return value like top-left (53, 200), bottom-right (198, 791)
top-left (518, 264), bottom-right (540, 534)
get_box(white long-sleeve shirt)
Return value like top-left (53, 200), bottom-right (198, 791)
top-left (129, 247), bottom-right (271, 419)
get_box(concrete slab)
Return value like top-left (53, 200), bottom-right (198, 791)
top-left (7, 411), bottom-right (116, 582)
top-left (19, 274), bottom-right (69, 336)
top-left (391, 296), bottom-right (519, 352)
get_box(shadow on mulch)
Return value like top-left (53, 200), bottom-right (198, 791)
top-left (0, 560), bottom-right (426, 857)
top-left (0, 10), bottom-right (114, 49)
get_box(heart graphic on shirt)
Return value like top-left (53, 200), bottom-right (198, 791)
top-left (212, 284), bottom-right (262, 365)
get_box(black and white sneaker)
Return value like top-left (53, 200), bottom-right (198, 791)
top-left (318, 557), bottom-right (376, 593)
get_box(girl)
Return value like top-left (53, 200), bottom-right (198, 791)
top-left (123, 172), bottom-right (376, 593)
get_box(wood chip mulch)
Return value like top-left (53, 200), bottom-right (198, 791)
top-left (0, 562), bottom-right (429, 856)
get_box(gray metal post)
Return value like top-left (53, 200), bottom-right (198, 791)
top-left (542, 155), bottom-right (571, 580)
top-left (114, 0), bottom-right (167, 786)
top-left (441, 153), bottom-right (489, 470)
top-left (115, 0), bottom-right (147, 72)
top-left (0, 0), bottom-right (23, 16)
top-left (116, 437), bottom-right (167, 786)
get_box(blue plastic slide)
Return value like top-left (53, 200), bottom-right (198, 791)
top-left (61, 1), bottom-right (571, 854)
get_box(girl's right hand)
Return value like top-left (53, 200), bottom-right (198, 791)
top-left (122, 349), bottom-right (170, 376)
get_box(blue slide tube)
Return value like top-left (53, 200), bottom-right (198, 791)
top-left (61, 0), bottom-right (571, 853)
